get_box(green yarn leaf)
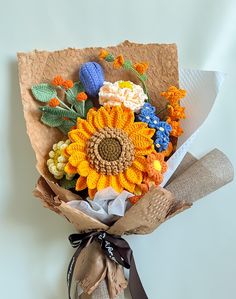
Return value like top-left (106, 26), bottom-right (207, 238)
top-left (123, 60), bottom-right (132, 70)
top-left (66, 82), bottom-right (84, 105)
top-left (58, 119), bottom-right (76, 134)
top-left (139, 74), bottom-right (147, 81)
top-left (41, 112), bottom-right (64, 127)
top-left (59, 177), bottom-right (77, 190)
top-left (105, 54), bottom-right (115, 62)
top-left (84, 99), bottom-right (93, 115)
top-left (32, 83), bottom-right (57, 102)
top-left (39, 106), bottom-right (78, 119)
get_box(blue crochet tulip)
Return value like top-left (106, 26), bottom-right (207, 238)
top-left (79, 62), bottom-right (104, 97)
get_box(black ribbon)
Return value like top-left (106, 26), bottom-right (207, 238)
top-left (67, 231), bottom-right (148, 299)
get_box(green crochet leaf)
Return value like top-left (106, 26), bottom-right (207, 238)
top-left (105, 54), bottom-right (115, 62)
top-left (41, 112), bottom-right (64, 127)
top-left (58, 119), bottom-right (76, 134)
top-left (59, 177), bottom-right (77, 190)
top-left (84, 99), bottom-right (93, 115)
top-left (39, 106), bottom-right (78, 119)
top-left (123, 60), bottom-right (132, 70)
top-left (139, 74), bottom-right (147, 81)
top-left (66, 82), bottom-right (84, 105)
top-left (32, 83), bottom-right (57, 102)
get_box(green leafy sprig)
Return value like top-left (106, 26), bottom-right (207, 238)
top-left (31, 81), bottom-right (93, 134)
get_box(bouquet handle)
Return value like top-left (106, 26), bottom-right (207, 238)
top-left (79, 280), bottom-right (125, 299)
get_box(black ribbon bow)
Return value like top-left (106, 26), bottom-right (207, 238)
top-left (68, 231), bottom-right (148, 299)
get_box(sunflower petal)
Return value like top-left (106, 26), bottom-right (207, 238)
top-left (132, 156), bottom-right (146, 171)
top-left (110, 106), bottom-right (124, 128)
top-left (131, 134), bottom-right (154, 150)
top-left (111, 175), bottom-right (123, 193)
top-left (97, 174), bottom-right (111, 190)
top-left (87, 109), bottom-right (101, 130)
top-left (118, 172), bottom-right (135, 193)
top-left (68, 129), bottom-right (88, 143)
top-left (121, 108), bottom-right (135, 130)
top-left (130, 127), bottom-right (155, 139)
top-left (77, 118), bottom-right (96, 137)
top-left (87, 169), bottom-right (100, 189)
top-left (96, 107), bottom-right (111, 128)
top-left (88, 188), bottom-right (97, 199)
top-left (77, 160), bottom-right (91, 177)
top-left (125, 166), bottom-right (143, 184)
top-left (126, 122), bottom-right (147, 136)
top-left (64, 162), bottom-right (77, 174)
top-left (69, 152), bottom-right (86, 167)
top-left (75, 176), bottom-right (87, 191)
top-left (66, 142), bottom-right (86, 155)
top-left (135, 145), bottom-right (154, 156)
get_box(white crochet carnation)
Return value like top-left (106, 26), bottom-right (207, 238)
top-left (98, 80), bottom-right (147, 112)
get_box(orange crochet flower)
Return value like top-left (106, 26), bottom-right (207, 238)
top-left (99, 49), bottom-right (109, 60)
top-left (167, 104), bottom-right (186, 120)
top-left (113, 54), bottom-right (125, 69)
top-left (146, 152), bottom-right (167, 186)
top-left (51, 75), bottom-right (64, 86)
top-left (49, 98), bottom-right (60, 107)
top-left (62, 80), bottom-right (74, 90)
top-left (64, 105), bottom-right (155, 197)
top-left (133, 62), bottom-right (148, 74)
top-left (167, 117), bottom-right (184, 137)
top-left (161, 86), bottom-right (186, 106)
top-left (77, 92), bottom-right (88, 101)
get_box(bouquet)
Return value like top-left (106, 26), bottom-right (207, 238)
top-left (18, 41), bottom-right (234, 299)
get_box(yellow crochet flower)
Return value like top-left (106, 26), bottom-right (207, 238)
top-left (64, 105), bottom-right (155, 197)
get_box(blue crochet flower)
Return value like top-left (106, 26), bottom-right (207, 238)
top-left (156, 121), bottom-right (172, 136)
top-left (154, 131), bottom-right (170, 152)
top-left (79, 62), bottom-right (104, 97)
top-left (138, 113), bottom-right (160, 128)
top-left (139, 102), bottom-right (156, 115)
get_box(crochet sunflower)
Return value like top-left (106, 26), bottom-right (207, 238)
top-left (64, 105), bottom-right (155, 197)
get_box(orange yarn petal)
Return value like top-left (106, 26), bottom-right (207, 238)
top-left (109, 106), bottom-right (124, 128)
top-left (125, 166), bottom-right (143, 185)
top-left (97, 174), bottom-right (111, 190)
top-left (88, 188), bottom-right (97, 199)
top-left (118, 172), bottom-right (135, 193)
top-left (135, 145), bottom-right (154, 156)
top-left (86, 109), bottom-right (101, 130)
top-left (87, 170), bottom-right (100, 189)
top-left (77, 160), bottom-right (91, 177)
top-left (77, 118), bottom-right (96, 137)
top-left (66, 142), bottom-right (86, 155)
top-left (64, 162), bottom-right (77, 174)
top-left (111, 175), bottom-right (123, 193)
top-left (75, 176), bottom-right (87, 191)
top-left (126, 122), bottom-right (148, 136)
top-left (69, 152), bottom-right (86, 167)
top-left (132, 156), bottom-right (146, 171)
top-left (96, 107), bottom-right (111, 128)
top-left (68, 129), bottom-right (89, 143)
top-left (119, 107), bottom-right (135, 130)
top-left (131, 134), bottom-right (153, 150)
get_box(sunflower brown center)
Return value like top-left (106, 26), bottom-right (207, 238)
top-left (87, 127), bottom-right (135, 176)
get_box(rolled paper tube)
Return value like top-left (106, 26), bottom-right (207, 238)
top-left (165, 148), bottom-right (234, 203)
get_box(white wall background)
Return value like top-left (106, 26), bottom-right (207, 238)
top-left (1, 0), bottom-right (235, 298)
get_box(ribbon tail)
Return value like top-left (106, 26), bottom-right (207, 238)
top-left (67, 245), bottom-right (84, 299)
top-left (129, 253), bottom-right (148, 299)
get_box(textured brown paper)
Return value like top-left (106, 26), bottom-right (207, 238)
top-left (17, 42), bottom-right (234, 299)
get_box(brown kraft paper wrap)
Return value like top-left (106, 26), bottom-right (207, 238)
top-left (17, 42), bottom-right (234, 299)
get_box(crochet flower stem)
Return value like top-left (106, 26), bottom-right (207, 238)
top-left (129, 66), bottom-right (149, 98)
top-left (56, 96), bottom-right (75, 112)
